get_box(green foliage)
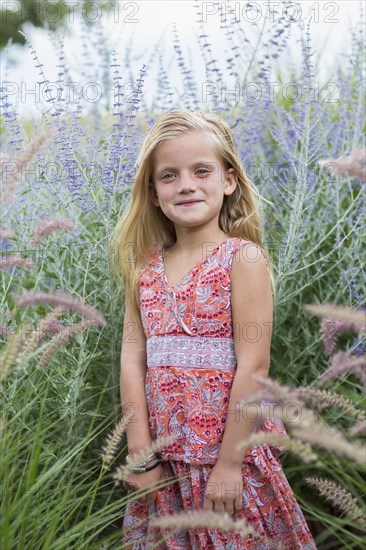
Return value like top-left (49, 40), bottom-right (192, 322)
top-left (0, 0), bottom-right (115, 49)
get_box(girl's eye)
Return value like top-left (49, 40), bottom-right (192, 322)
top-left (161, 168), bottom-right (210, 180)
top-left (161, 173), bottom-right (175, 180)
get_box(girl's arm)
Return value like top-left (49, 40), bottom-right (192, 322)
top-left (120, 296), bottom-right (153, 455)
top-left (215, 243), bottom-right (273, 468)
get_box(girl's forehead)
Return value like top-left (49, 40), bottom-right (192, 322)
top-left (152, 130), bottom-right (220, 161)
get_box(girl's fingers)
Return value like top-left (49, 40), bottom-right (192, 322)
top-left (202, 496), bottom-right (213, 511)
top-left (234, 498), bottom-right (243, 511)
top-left (213, 500), bottom-right (225, 514)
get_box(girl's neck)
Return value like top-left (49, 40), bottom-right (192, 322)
top-left (168, 232), bottom-right (230, 255)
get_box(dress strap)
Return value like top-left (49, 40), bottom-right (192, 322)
top-left (218, 238), bottom-right (269, 271)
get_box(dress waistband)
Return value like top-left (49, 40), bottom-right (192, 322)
top-left (146, 335), bottom-right (237, 370)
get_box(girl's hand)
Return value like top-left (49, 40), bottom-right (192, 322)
top-left (203, 462), bottom-right (243, 516)
top-left (123, 463), bottom-right (165, 505)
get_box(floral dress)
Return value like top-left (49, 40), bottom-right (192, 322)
top-left (121, 237), bottom-right (317, 549)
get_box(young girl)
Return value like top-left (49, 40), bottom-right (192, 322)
top-left (111, 110), bottom-right (317, 549)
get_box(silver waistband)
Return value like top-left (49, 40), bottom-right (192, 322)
top-left (147, 335), bottom-right (237, 370)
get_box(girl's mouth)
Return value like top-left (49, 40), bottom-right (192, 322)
top-left (177, 200), bottom-right (203, 206)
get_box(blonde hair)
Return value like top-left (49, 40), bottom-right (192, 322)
top-left (109, 109), bottom-right (276, 333)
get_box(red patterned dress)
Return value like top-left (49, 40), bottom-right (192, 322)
top-left (121, 237), bottom-right (317, 549)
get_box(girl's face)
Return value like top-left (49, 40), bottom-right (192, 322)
top-left (151, 130), bottom-right (236, 228)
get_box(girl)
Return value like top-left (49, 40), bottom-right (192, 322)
top-left (111, 110), bottom-right (317, 549)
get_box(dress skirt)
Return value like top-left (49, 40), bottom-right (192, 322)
top-left (121, 446), bottom-right (317, 549)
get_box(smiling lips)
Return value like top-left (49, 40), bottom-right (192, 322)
top-left (177, 200), bottom-right (203, 206)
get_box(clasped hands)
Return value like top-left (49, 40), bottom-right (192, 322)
top-left (123, 459), bottom-right (244, 515)
top-left (202, 462), bottom-right (243, 516)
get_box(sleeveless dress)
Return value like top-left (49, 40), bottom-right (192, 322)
top-left (121, 237), bottom-right (317, 549)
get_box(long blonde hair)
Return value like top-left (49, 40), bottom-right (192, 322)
top-left (109, 109), bottom-right (276, 333)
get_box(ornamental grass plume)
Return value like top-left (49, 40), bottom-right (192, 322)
top-left (248, 372), bottom-right (299, 405)
top-left (0, 255), bottom-right (35, 270)
top-left (112, 435), bottom-right (178, 484)
top-left (320, 317), bottom-right (360, 356)
top-left (0, 323), bottom-right (32, 382)
top-left (15, 306), bottom-right (64, 365)
top-left (150, 510), bottom-right (286, 550)
top-left (11, 290), bottom-right (106, 326)
top-left (240, 375), bottom-right (366, 465)
top-left (317, 350), bottom-right (366, 387)
top-left (318, 147), bottom-right (366, 181)
top-left (30, 219), bottom-right (76, 245)
top-left (36, 319), bottom-right (98, 370)
top-left (236, 431), bottom-right (318, 464)
top-left (289, 412), bottom-right (365, 465)
top-left (0, 323), bottom-right (10, 339)
top-left (304, 303), bottom-right (366, 332)
top-left (0, 128), bottom-right (54, 204)
top-left (350, 419), bottom-right (366, 437)
top-left (43, 318), bottom-right (64, 336)
top-left (0, 228), bottom-right (14, 240)
top-left (294, 387), bottom-right (365, 421)
top-left (304, 302), bottom-right (366, 386)
top-left (101, 411), bottom-right (135, 468)
top-left (305, 476), bottom-right (366, 530)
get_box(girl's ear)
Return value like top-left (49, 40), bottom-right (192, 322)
top-left (149, 181), bottom-right (160, 207)
top-left (225, 167), bottom-right (238, 195)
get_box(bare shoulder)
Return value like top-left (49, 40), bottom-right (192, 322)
top-left (230, 239), bottom-right (272, 314)
top-left (231, 240), bottom-right (269, 278)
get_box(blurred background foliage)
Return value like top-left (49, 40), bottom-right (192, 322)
top-left (0, 0), bottom-right (114, 49)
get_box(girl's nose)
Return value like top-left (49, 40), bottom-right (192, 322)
top-left (178, 173), bottom-right (196, 191)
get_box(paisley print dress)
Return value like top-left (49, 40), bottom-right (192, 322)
top-left (121, 237), bottom-right (317, 549)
